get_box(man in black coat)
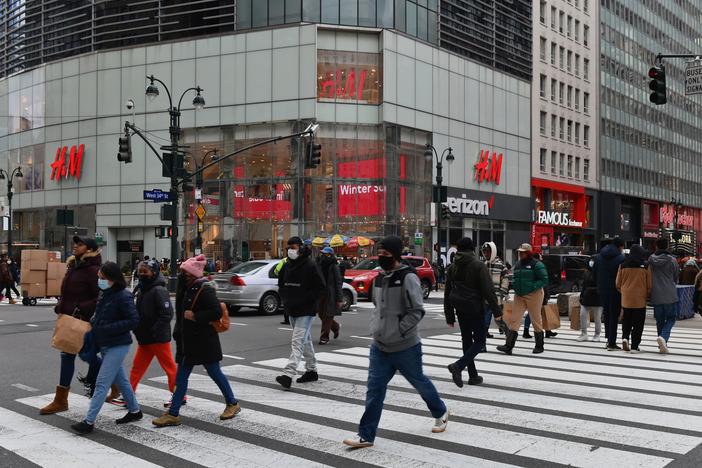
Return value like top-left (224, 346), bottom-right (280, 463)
top-left (593, 237), bottom-right (625, 350)
top-left (275, 237), bottom-right (325, 390)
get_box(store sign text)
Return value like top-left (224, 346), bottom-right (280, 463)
top-left (474, 150), bottom-right (503, 185)
top-left (50, 144), bottom-right (85, 181)
top-left (660, 205), bottom-right (694, 227)
top-left (537, 210), bottom-right (583, 227)
top-left (446, 194), bottom-right (494, 217)
top-left (319, 68), bottom-right (368, 100)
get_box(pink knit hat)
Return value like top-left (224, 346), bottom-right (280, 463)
top-left (180, 254), bottom-right (207, 278)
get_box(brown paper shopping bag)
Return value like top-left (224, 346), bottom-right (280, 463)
top-left (51, 314), bottom-right (91, 355)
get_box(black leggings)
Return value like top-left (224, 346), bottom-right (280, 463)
top-left (621, 308), bottom-right (646, 349)
top-left (4, 284), bottom-right (19, 299)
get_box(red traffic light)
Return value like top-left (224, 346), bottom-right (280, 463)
top-left (648, 66), bottom-right (663, 78)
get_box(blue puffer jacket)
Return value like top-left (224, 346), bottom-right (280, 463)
top-left (593, 244), bottom-right (625, 294)
top-left (90, 287), bottom-right (139, 348)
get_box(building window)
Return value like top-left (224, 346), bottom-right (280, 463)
top-left (567, 120), bottom-right (573, 142)
top-left (540, 37), bottom-right (547, 61)
top-left (567, 50), bottom-right (572, 73)
top-left (574, 89), bottom-right (580, 110)
top-left (550, 42), bottom-right (557, 65)
top-left (575, 156), bottom-right (581, 179)
top-left (574, 19), bottom-right (580, 41)
top-left (567, 155), bottom-right (573, 177)
top-left (540, 74), bottom-right (547, 98)
top-left (559, 153), bottom-right (565, 176)
top-left (540, 0), bottom-right (546, 23)
top-left (551, 78), bottom-right (557, 101)
top-left (317, 50), bottom-right (383, 104)
top-left (574, 54), bottom-right (580, 76)
top-left (567, 15), bottom-right (572, 38)
top-left (584, 159), bottom-right (590, 181)
top-left (575, 122), bottom-right (580, 144)
top-left (583, 92), bottom-right (590, 113)
top-left (559, 11), bottom-right (564, 34)
top-left (567, 85), bottom-right (572, 107)
top-left (540, 148), bottom-right (547, 173)
top-left (559, 82), bottom-right (564, 104)
top-left (583, 58), bottom-right (589, 80)
top-left (551, 114), bottom-right (557, 137)
top-left (559, 117), bottom-right (565, 140)
top-left (559, 46), bottom-right (565, 69)
top-left (584, 125), bottom-right (590, 147)
top-left (551, 6), bottom-right (557, 29)
top-left (583, 25), bottom-right (589, 46)
top-left (551, 151), bottom-right (557, 174)
top-left (540, 111), bottom-right (547, 135)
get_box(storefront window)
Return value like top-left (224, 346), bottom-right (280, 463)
top-left (317, 50), bottom-right (383, 104)
top-left (14, 144), bottom-right (44, 193)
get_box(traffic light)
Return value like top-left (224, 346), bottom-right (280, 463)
top-left (441, 204), bottom-right (451, 220)
top-left (648, 65), bottom-right (667, 105)
top-left (117, 133), bottom-right (132, 163)
top-left (155, 226), bottom-right (177, 238)
top-left (162, 152), bottom-right (184, 178)
top-left (305, 141), bottom-right (322, 169)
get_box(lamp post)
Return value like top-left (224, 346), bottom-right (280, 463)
top-left (424, 144), bottom-right (454, 264)
top-left (0, 167), bottom-right (23, 258)
top-left (145, 74), bottom-right (205, 292)
top-left (188, 149), bottom-right (219, 255)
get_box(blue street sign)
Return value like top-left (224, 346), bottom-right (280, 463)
top-left (144, 189), bottom-right (173, 202)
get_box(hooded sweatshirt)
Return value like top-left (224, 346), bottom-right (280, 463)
top-left (648, 250), bottom-right (679, 305)
top-left (615, 245), bottom-right (651, 309)
top-left (483, 241), bottom-right (509, 305)
top-left (444, 250), bottom-right (500, 324)
top-left (594, 244), bottom-right (625, 295)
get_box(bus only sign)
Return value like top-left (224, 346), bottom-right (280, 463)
top-left (685, 60), bottom-right (702, 96)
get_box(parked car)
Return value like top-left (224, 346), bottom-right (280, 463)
top-left (344, 256), bottom-right (436, 300)
top-left (212, 259), bottom-right (358, 315)
top-left (541, 254), bottom-right (590, 295)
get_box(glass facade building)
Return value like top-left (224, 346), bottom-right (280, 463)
top-left (600, 0), bottom-right (702, 208)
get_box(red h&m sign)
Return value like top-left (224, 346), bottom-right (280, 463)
top-left (474, 149), bottom-right (503, 185)
top-left (319, 68), bottom-right (368, 100)
top-left (50, 144), bottom-right (84, 181)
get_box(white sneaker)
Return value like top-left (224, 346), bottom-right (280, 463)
top-left (432, 410), bottom-right (449, 433)
top-left (656, 336), bottom-right (668, 354)
top-left (592, 334), bottom-right (601, 342)
top-left (575, 333), bottom-right (588, 342)
top-left (343, 436), bottom-right (374, 448)
top-left (622, 339), bottom-right (630, 352)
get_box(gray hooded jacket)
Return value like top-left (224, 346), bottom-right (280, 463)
top-left (648, 250), bottom-right (679, 305)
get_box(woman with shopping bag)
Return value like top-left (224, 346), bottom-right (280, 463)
top-left (71, 262), bottom-right (142, 434)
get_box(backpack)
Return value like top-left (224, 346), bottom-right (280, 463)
top-left (191, 284), bottom-right (230, 333)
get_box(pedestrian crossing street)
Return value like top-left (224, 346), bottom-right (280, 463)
top-left (3, 323), bottom-right (702, 467)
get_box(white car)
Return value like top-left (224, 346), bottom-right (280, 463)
top-left (212, 259), bottom-right (357, 315)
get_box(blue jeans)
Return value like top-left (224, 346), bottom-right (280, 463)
top-left (524, 314), bottom-right (531, 332)
top-left (653, 303), bottom-right (677, 343)
top-left (358, 343), bottom-right (446, 442)
top-left (283, 315), bottom-right (317, 377)
top-left (169, 361), bottom-right (236, 416)
top-left (85, 345), bottom-right (139, 424)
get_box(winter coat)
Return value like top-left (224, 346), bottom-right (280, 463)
top-left (579, 269), bottom-right (601, 307)
top-left (317, 260), bottom-right (342, 318)
top-left (679, 264), bottom-right (699, 285)
top-left (278, 253), bottom-right (325, 317)
top-left (370, 264), bottom-right (425, 353)
top-left (90, 287), bottom-right (139, 348)
top-left (10, 262), bottom-right (19, 283)
top-left (0, 261), bottom-right (13, 286)
top-left (616, 259), bottom-right (652, 309)
top-left (649, 250), bottom-right (679, 305)
top-left (512, 257), bottom-right (548, 297)
top-left (56, 250), bottom-right (102, 321)
top-left (174, 278), bottom-right (223, 366)
top-left (593, 244), bottom-right (625, 296)
top-left (444, 251), bottom-right (500, 324)
top-left (483, 242), bottom-right (510, 305)
top-left (133, 274), bottom-right (173, 345)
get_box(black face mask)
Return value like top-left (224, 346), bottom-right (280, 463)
top-left (378, 255), bottom-right (395, 271)
top-left (139, 275), bottom-right (153, 284)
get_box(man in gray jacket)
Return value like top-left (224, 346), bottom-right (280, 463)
top-left (649, 237), bottom-right (679, 353)
top-left (343, 236), bottom-right (448, 448)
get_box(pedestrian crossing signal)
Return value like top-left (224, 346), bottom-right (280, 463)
top-left (441, 204), bottom-right (451, 220)
top-left (155, 226), bottom-right (177, 238)
top-left (648, 65), bottom-right (667, 105)
top-left (117, 134), bottom-right (132, 163)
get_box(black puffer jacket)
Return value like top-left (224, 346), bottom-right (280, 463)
top-left (133, 274), bottom-right (173, 345)
top-left (444, 251), bottom-right (499, 324)
top-left (278, 251), bottom-right (325, 317)
top-left (173, 278), bottom-right (223, 366)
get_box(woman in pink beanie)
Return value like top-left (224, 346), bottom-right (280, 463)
top-left (152, 255), bottom-right (240, 427)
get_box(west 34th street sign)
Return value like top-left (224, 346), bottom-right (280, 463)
top-left (685, 59), bottom-right (702, 95)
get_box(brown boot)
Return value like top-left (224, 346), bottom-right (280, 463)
top-left (105, 384), bottom-right (120, 403)
top-left (39, 385), bottom-right (69, 415)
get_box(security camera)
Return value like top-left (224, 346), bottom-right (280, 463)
top-left (125, 99), bottom-right (134, 111)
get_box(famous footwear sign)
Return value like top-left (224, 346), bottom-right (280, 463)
top-left (537, 210), bottom-right (583, 227)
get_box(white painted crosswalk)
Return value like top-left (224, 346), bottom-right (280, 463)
top-left (2, 322), bottom-right (702, 467)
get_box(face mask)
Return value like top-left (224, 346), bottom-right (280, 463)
top-left (287, 249), bottom-right (299, 260)
top-left (588, 260), bottom-right (594, 268)
top-left (139, 275), bottom-right (153, 283)
top-left (97, 278), bottom-right (111, 290)
top-left (378, 255), bottom-right (395, 271)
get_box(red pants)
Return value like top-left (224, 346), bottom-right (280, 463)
top-left (129, 343), bottom-right (177, 393)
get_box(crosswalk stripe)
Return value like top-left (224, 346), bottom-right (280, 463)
top-left (132, 384), bottom-right (512, 468)
top-left (553, 328), bottom-right (702, 348)
top-left (222, 364), bottom-right (699, 456)
top-left (0, 406), bottom-right (160, 468)
top-left (151, 369), bottom-right (673, 467)
top-left (17, 393), bottom-right (328, 468)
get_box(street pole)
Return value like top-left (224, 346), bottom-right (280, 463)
top-left (169, 106), bottom-right (180, 292)
top-left (0, 168), bottom-right (22, 258)
top-left (425, 144), bottom-right (453, 266)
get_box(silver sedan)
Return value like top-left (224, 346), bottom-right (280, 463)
top-left (212, 259), bottom-right (357, 315)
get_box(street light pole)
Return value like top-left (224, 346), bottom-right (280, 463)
top-left (0, 167), bottom-right (23, 258)
top-left (425, 144), bottom-right (454, 265)
top-left (190, 149), bottom-right (219, 255)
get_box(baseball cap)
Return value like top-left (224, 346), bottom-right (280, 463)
top-left (73, 235), bottom-right (98, 251)
top-left (321, 247), bottom-right (334, 254)
top-left (517, 243), bottom-right (532, 253)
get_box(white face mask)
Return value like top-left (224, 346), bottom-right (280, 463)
top-left (287, 248), bottom-right (299, 260)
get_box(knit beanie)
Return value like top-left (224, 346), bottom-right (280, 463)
top-left (378, 236), bottom-right (403, 260)
top-left (139, 258), bottom-right (161, 276)
top-left (180, 254), bottom-right (207, 278)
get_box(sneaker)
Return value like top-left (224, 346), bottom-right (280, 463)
top-left (71, 420), bottom-right (94, 435)
top-left (343, 436), bottom-right (374, 448)
top-left (592, 334), bottom-right (601, 342)
top-left (109, 397), bottom-right (127, 407)
top-left (276, 375), bottom-right (292, 389)
top-left (485, 333), bottom-right (494, 339)
top-left (220, 403), bottom-right (241, 420)
top-left (163, 397), bottom-right (188, 409)
top-left (318, 339), bottom-right (329, 345)
top-left (622, 339), bottom-right (630, 352)
top-left (280, 320), bottom-right (290, 325)
top-left (296, 371), bottom-right (319, 383)
top-left (467, 376), bottom-right (483, 386)
top-left (545, 331), bottom-right (558, 338)
top-left (447, 363), bottom-right (463, 388)
top-left (656, 336), bottom-right (668, 353)
top-left (116, 411), bottom-right (143, 425)
top-left (432, 410), bottom-right (449, 433)
top-left (152, 413), bottom-right (182, 427)
top-left (575, 334), bottom-right (588, 342)
top-left (630, 347), bottom-right (641, 353)
top-left (606, 344), bottom-right (621, 351)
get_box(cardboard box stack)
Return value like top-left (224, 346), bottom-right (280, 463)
top-left (21, 250), bottom-right (66, 298)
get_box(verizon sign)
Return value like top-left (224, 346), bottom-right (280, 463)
top-left (537, 210), bottom-right (583, 227)
top-left (446, 194), bottom-right (494, 216)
